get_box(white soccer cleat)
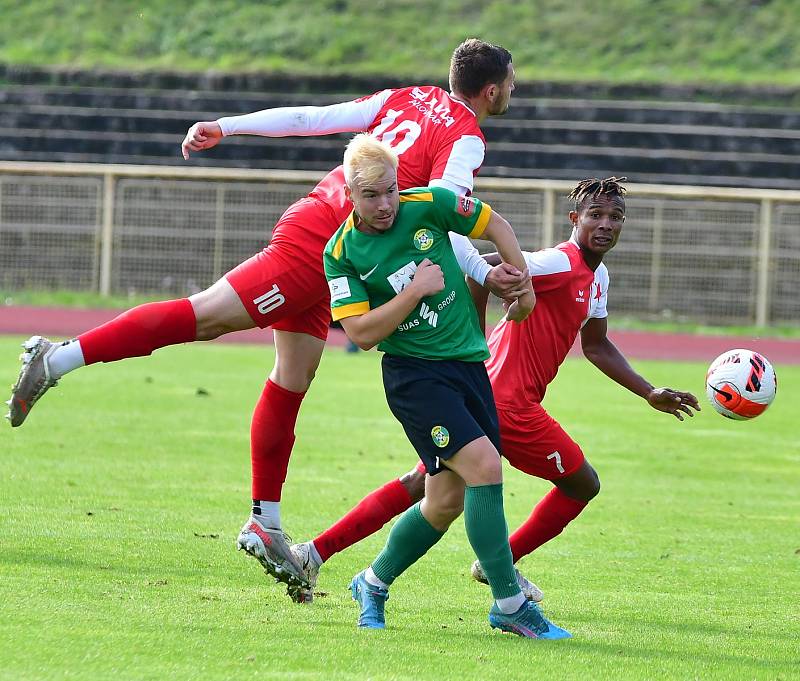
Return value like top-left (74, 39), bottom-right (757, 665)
top-left (286, 542), bottom-right (320, 604)
top-left (7, 336), bottom-right (59, 427)
top-left (471, 559), bottom-right (544, 603)
top-left (236, 515), bottom-right (308, 589)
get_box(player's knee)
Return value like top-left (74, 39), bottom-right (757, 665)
top-left (270, 363), bottom-right (317, 393)
top-left (194, 317), bottom-right (237, 341)
top-left (469, 453), bottom-right (502, 486)
top-left (190, 283), bottom-right (253, 340)
top-left (552, 459), bottom-right (600, 503)
top-left (561, 463), bottom-right (600, 503)
top-left (583, 473), bottom-right (600, 501)
top-left (399, 468), bottom-right (425, 503)
top-left (437, 486), bottom-right (464, 520)
top-left (422, 492), bottom-right (463, 528)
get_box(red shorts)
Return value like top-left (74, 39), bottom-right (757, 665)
top-left (412, 403), bottom-right (584, 481)
top-left (225, 198), bottom-right (339, 340)
top-left (497, 403), bottom-right (585, 480)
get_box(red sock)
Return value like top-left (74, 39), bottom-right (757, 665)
top-left (313, 479), bottom-right (414, 562)
top-left (78, 299), bottom-right (196, 365)
top-left (509, 487), bottom-right (588, 563)
top-left (250, 379), bottom-right (305, 502)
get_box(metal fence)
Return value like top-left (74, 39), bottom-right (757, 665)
top-left (1, 161), bottom-right (799, 327)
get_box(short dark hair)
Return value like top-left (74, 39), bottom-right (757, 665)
top-left (568, 176), bottom-right (627, 211)
top-left (449, 39), bottom-right (513, 97)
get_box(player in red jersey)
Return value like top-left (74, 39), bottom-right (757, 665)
top-left (287, 177), bottom-right (701, 603)
top-left (7, 39), bottom-right (527, 590)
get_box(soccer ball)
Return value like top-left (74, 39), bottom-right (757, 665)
top-left (705, 349), bottom-right (777, 420)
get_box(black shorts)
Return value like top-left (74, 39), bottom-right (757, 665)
top-left (381, 354), bottom-right (501, 475)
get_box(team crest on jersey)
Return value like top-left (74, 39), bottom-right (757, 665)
top-left (431, 425), bottom-right (450, 448)
top-left (455, 194), bottom-right (476, 218)
top-left (413, 229), bottom-right (434, 251)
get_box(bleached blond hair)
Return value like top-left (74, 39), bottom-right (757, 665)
top-left (343, 133), bottom-right (398, 187)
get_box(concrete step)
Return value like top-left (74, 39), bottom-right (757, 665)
top-left (6, 103), bottom-right (800, 157)
top-left (485, 142), bottom-right (800, 180)
top-left (4, 84), bottom-right (800, 129)
top-left (4, 128), bottom-right (799, 185)
top-left (4, 63), bottom-right (800, 107)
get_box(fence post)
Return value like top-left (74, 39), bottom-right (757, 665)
top-left (542, 188), bottom-right (555, 249)
top-left (213, 184), bottom-right (225, 281)
top-left (648, 200), bottom-right (664, 312)
top-left (99, 172), bottom-right (115, 296)
top-left (755, 198), bottom-right (773, 327)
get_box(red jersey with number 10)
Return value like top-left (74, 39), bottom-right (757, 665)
top-left (309, 86), bottom-right (486, 229)
top-left (486, 240), bottom-right (610, 411)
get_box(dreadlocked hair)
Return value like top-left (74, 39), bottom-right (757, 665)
top-left (568, 176), bottom-right (627, 210)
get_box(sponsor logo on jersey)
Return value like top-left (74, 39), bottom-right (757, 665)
top-left (455, 194), bottom-right (476, 218)
top-left (431, 425), bottom-right (450, 448)
top-left (328, 277), bottom-right (352, 303)
top-left (419, 301), bottom-right (438, 328)
top-left (408, 88), bottom-right (456, 127)
top-left (413, 229), bottom-right (434, 251)
top-left (387, 261), bottom-right (418, 294)
top-left (575, 289), bottom-right (585, 303)
top-left (253, 284), bottom-right (285, 316)
top-left (437, 289), bottom-right (456, 311)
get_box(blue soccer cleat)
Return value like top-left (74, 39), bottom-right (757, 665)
top-left (488, 600), bottom-right (572, 640)
top-left (350, 570), bottom-right (389, 629)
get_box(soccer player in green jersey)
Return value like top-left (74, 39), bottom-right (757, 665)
top-left (323, 134), bottom-right (570, 639)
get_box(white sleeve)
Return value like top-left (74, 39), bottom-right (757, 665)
top-left (217, 90), bottom-right (393, 137)
top-left (523, 248), bottom-right (571, 276)
top-left (591, 265), bottom-right (610, 319)
top-left (449, 233), bottom-right (491, 286)
top-left (429, 178), bottom-right (471, 195)
top-left (436, 135), bottom-right (485, 193)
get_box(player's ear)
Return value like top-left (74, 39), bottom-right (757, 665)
top-left (568, 210), bottom-right (579, 226)
top-left (344, 183), bottom-right (353, 201)
top-left (482, 82), bottom-right (498, 102)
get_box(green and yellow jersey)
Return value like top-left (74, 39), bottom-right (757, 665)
top-left (323, 186), bottom-right (492, 362)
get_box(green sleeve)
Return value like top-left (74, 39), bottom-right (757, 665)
top-left (323, 240), bottom-right (371, 322)
top-left (429, 186), bottom-right (493, 238)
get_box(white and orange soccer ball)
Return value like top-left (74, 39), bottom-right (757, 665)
top-left (705, 349), bottom-right (777, 420)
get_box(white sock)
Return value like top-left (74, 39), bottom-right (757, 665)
top-left (364, 567), bottom-right (389, 590)
top-left (46, 339), bottom-right (85, 379)
top-left (495, 592), bottom-right (526, 614)
top-left (252, 500), bottom-right (281, 529)
top-left (308, 541), bottom-right (324, 567)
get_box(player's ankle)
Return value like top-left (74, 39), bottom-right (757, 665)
top-left (307, 541), bottom-right (324, 567)
top-left (251, 500), bottom-right (281, 529)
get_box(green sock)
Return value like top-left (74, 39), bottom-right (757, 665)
top-left (371, 502), bottom-right (444, 586)
top-left (464, 483), bottom-right (520, 600)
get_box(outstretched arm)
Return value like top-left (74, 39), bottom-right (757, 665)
top-left (182, 91), bottom-right (393, 159)
top-left (580, 317), bottom-right (700, 421)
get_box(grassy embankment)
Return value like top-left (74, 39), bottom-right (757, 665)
top-left (1, 1), bottom-right (799, 86)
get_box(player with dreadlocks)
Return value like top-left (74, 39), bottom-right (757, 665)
top-left (287, 177), bottom-right (701, 615)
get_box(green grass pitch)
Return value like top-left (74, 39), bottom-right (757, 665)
top-left (1, 337), bottom-right (798, 680)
